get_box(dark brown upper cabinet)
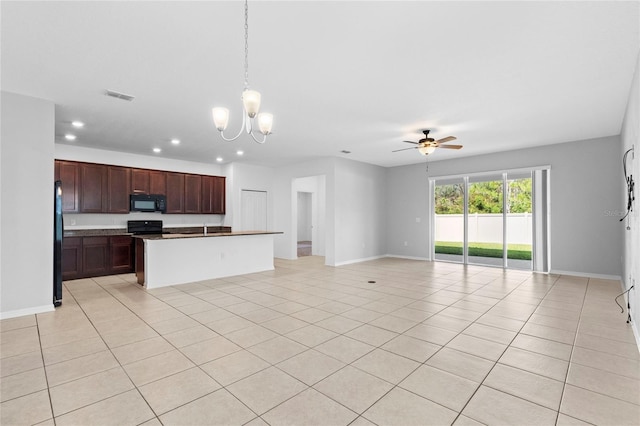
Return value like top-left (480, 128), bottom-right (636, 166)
top-left (165, 172), bottom-right (185, 213)
top-left (55, 160), bottom-right (224, 215)
top-left (211, 176), bottom-right (226, 214)
top-left (202, 176), bottom-right (226, 214)
top-left (107, 166), bottom-right (131, 213)
top-left (80, 163), bottom-right (108, 213)
top-left (184, 174), bottom-right (202, 214)
top-left (55, 160), bottom-right (80, 213)
top-left (131, 168), bottom-right (150, 194)
top-left (149, 170), bottom-right (166, 195)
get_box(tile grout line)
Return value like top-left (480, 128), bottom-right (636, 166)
top-left (8, 261), bottom-right (634, 425)
top-left (555, 276), bottom-right (590, 425)
top-left (446, 272), bottom-right (562, 424)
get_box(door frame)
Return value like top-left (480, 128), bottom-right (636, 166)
top-left (430, 165), bottom-right (550, 271)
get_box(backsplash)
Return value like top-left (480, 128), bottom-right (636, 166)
top-left (63, 213), bottom-right (226, 230)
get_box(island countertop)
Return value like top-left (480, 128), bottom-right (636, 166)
top-left (135, 231), bottom-right (282, 288)
top-left (133, 230), bottom-right (283, 240)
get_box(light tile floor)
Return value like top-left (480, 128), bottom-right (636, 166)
top-left (1, 256), bottom-right (639, 425)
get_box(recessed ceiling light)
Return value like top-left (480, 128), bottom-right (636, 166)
top-left (153, 148), bottom-right (162, 153)
top-left (236, 150), bottom-right (244, 156)
top-left (64, 134), bottom-right (76, 141)
top-left (216, 157), bottom-right (223, 162)
top-left (171, 139), bottom-right (180, 145)
top-left (71, 121), bottom-right (84, 128)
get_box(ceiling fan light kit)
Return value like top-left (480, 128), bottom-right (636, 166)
top-left (418, 145), bottom-right (437, 155)
top-left (212, 0), bottom-right (273, 144)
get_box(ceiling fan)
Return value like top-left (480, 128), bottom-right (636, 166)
top-left (392, 130), bottom-right (463, 155)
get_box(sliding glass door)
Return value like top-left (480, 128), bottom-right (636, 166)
top-left (431, 168), bottom-right (547, 272)
top-left (505, 172), bottom-right (533, 270)
top-left (468, 174), bottom-right (504, 267)
top-left (434, 179), bottom-right (465, 263)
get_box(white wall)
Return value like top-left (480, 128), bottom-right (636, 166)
top-left (225, 162), bottom-right (274, 232)
top-left (55, 144), bottom-right (226, 229)
top-left (621, 50), bottom-right (639, 333)
top-left (385, 164), bottom-right (430, 259)
top-left (1, 92), bottom-right (55, 318)
top-left (272, 157), bottom-right (386, 266)
top-left (272, 158), bottom-right (335, 264)
top-left (333, 158), bottom-right (387, 265)
top-left (387, 136), bottom-right (623, 277)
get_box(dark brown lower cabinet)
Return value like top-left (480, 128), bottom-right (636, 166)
top-left (62, 235), bottom-right (134, 280)
top-left (62, 237), bottom-right (82, 280)
top-left (110, 236), bottom-right (135, 274)
top-left (82, 236), bottom-right (109, 276)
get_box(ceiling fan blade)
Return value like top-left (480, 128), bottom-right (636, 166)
top-left (392, 147), bottom-right (418, 152)
top-left (437, 144), bottom-right (463, 149)
top-left (435, 136), bottom-right (457, 144)
top-left (402, 140), bottom-right (419, 145)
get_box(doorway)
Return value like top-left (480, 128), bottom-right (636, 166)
top-left (292, 175), bottom-right (326, 260)
top-left (297, 192), bottom-right (312, 257)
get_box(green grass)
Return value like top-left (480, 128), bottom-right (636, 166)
top-left (435, 241), bottom-right (532, 260)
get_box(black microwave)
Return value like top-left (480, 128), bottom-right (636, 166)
top-left (130, 194), bottom-right (166, 213)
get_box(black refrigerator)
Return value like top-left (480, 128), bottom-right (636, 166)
top-left (53, 180), bottom-right (63, 307)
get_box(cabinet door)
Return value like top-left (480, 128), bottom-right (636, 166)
top-left (201, 176), bottom-right (214, 214)
top-left (82, 236), bottom-right (109, 276)
top-left (80, 163), bottom-right (108, 212)
top-left (110, 236), bottom-right (134, 274)
top-left (57, 161), bottom-right (80, 213)
top-left (131, 169), bottom-right (150, 194)
top-left (184, 174), bottom-right (202, 213)
top-left (149, 171), bottom-right (166, 195)
top-left (165, 172), bottom-right (185, 213)
top-left (212, 176), bottom-right (226, 214)
top-left (62, 236), bottom-right (82, 280)
top-left (108, 166), bottom-right (131, 213)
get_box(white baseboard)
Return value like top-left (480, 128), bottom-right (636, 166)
top-left (550, 270), bottom-right (622, 281)
top-left (0, 304), bottom-right (54, 320)
top-left (385, 254), bottom-right (430, 261)
top-left (631, 319), bottom-right (640, 354)
top-left (618, 279), bottom-right (640, 353)
top-left (334, 255), bottom-right (387, 267)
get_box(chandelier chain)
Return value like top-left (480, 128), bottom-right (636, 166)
top-left (244, 0), bottom-right (249, 89)
top-left (212, 0), bottom-right (272, 144)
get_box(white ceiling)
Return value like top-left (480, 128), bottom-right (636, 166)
top-left (2, 1), bottom-right (639, 168)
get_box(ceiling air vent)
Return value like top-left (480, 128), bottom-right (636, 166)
top-left (104, 89), bottom-right (135, 101)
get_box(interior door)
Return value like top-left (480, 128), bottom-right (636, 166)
top-left (240, 190), bottom-right (267, 231)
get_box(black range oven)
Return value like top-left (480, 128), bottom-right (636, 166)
top-left (127, 220), bottom-right (165, 235)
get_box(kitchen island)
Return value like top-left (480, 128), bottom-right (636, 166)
top-left (134, 231), bottom-right (282, 289)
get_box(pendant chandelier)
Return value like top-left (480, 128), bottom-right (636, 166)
top-left (212, 0), bottom-right (273, 144)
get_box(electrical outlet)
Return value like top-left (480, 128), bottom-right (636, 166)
top-left (415, 217), bottom-right (421, 223)
top-left (404, 241), bottom-right (408, 246)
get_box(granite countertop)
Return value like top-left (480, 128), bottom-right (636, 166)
top-left (134, 231), bottom-right (283, 240)
top-left (64, 229), bottom-right (131, 237)
top-left (64, 226), bottom-right (231, 237)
